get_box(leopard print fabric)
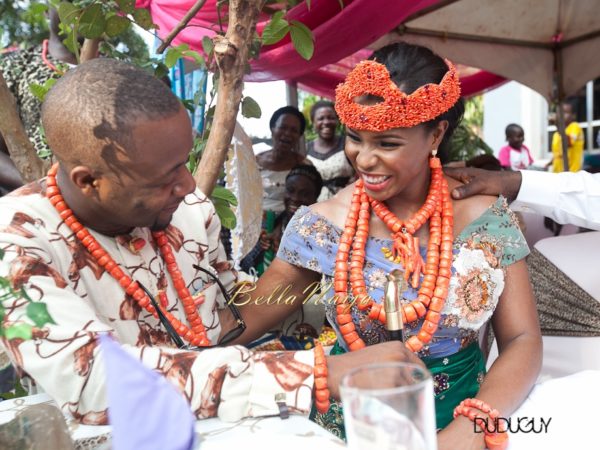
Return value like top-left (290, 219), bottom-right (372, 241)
top-left (0, 46), bottom-right (59, 158)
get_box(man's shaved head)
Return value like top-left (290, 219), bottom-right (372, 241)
top-left (42, 58), bottom-right (182, 170)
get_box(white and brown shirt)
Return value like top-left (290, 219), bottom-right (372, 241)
top-left (0, 181), bottom-right (314, 424)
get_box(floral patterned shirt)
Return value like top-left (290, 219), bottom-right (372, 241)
top-left (277, 197), bottom-right (529, 358)
top-left (0, 182), bottom-right (314, 424)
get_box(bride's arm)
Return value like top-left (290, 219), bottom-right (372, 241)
top-left (438, 260), bottom-right (542, 450)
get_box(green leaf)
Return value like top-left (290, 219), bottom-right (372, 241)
top-left (29, 83), bottom-right (47, 101)
top-left (202, 36), bottom-right (213, 55)
top-left (29, 78), bottom-right (57, 102)
top-left (105, 15), bottom-right (130, 37)
top-left (181, 98), bottom-right (195, 114)
top-left (19, 287), bottom-right (33, 303)
top-left (30, 3), bottom-right (49, 15)
top-left (116, 0), bottom-right (136, 15)
top-left (5, 323), bottom-right (33, 341)
top-left (261, 12), bottom-right (289, 45)
top-left (212, 186), bottom-right (238, 207)
top-left (58, 2), bottom-right (79, 26)
top-left (0, 248), bottom-right (4, 259)
top-left (79, 4), bottom-right (106, 39)
top-left (289, 20), bottom-right (314, 60)
top-left (175, 43), bottom-right (190, 52)
top-left (132, 8), bottom-right (154, 30)
top-left (154, 62), bottom-right (169, 80)
top-left (14, 378), bottom-right (28, 398)
top-left (164, 48), bottom-right (181, 68)
top-left (26, 302), bottom-right (55, 328)
top-left (241, 96), bottom-right (262, 119)
top-left (182, 50), bottom-right (205, 67)
top-left (213, 201), bottom-right (237, 230)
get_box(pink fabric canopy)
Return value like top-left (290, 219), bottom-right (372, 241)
top-left (136, 0), bottom-right (505, 98)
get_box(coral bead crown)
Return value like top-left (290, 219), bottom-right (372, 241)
top-left (334, 59), bottom-right (461, 131)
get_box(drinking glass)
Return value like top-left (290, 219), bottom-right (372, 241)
top-left (340, 362), bottom-right (437, 450)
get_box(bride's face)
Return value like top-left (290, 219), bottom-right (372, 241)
top-left (344, 121), bottom-right (446, 201)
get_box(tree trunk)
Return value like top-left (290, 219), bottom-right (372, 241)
top-left (194, 0), bottom-right (262, 196)
top-left (0, 71), bottom-right (46, 182)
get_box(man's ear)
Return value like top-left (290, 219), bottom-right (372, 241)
top-left (70, 166), bottom-right (98, 197)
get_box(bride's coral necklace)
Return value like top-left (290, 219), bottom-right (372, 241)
top-left (333, 155), bottom-right (453, 353)
top-left (46, 164), bottom-right (210, 347)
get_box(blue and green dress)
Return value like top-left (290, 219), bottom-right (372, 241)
top-left (276, 197), bottom-right (529, 438)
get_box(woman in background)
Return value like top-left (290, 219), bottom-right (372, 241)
top-left (306, 101), bottom-right (354, 201)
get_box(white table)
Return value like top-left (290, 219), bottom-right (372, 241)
top-left (507, 370), bottom-right (599, 449)
top-left (1, 371), bottom-right (598, 449)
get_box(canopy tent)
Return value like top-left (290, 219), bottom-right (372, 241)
top-left (371, 0), bottom-right (600, 169)
top-left (375, 0), bottom-right (600, 102)
top-left (135, 0), bottom-right (506, 97)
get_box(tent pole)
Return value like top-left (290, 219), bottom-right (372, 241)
top-left (586, 81), bottom-right (594, 152)
top-left (286, 81), bottom-right (299, 107)
top-left (553, 45), bottom-right (570, 172)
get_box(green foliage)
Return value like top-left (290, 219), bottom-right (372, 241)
top-left (132, 8), bottom-right (154, 31)
top-left (289, 20), bottom-right (314, 60)
top-left (212, 185), bottom-right (238, 207)
top-left (213, 198), bottom-right (237, 229)
top-left (49, 0), bottom-right (159, 62)
top-left (463, 95), bottom-right (484, 130)
top-left (105, 15), bottom-right (131, 38)
top-left (165, 44), bottom-right (205, 69)
top-left (241, 96), bottom-right (262, 119)
top-left (261, 10), bottom-right (314, 60)
top-left (116, 0), bottom-right (136, 15)
top-left (201, 36), bottom-right (214, 56)
top-left (29, 78), bottom-right (58, 102)
top-left (262, 11), bottom-right (289, 45)
top-left (0, 252), bottom-right (55, 341)
top-left (0, 377), bottom-right (28, 400)
top-left (446, 96), bottom-right (493, 162)
top-left (447, 123), bottom-right (493, 162)
top-left (78, 4), bottom-right (106, 38)
top-left (0, 2), bottom-right (49, 48)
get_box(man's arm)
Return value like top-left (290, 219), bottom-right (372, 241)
top-left (445, 167), bottom-right (600, 230)
top-left (0, 236), bottom-right (313, 423)
top-left (512, 170), bottom-right (600, 230)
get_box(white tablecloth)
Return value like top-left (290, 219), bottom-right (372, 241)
top-left (1, 370), bottom-right (598, 449)
top-left (507, 370), bottom-right (599, 449)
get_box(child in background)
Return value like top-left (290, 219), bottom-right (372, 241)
top-left (550, 101), bottom-right (584, 172)
top-left (240, 165), bottom-right (323, 276)
top-left (498, 123), bottom-right (534, 170)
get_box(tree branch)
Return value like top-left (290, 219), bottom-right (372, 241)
top-left (0, 71), bottom-right (47, 182)
top-left (194, 0), bottom-right (262, 196)
top-left (80, 38), bottom-right (100, 62)
top-left (156, 0), bottom-right (210, 54)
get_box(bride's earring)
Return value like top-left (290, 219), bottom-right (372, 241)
top-left (431, 149), bottom-right (438, 157)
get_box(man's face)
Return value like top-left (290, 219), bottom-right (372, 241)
top-left (94, 108), bottom-right (196, 231)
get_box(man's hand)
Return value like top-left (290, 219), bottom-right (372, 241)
top-left (325, 341), bottom-right (426, 400)
top-left (444, 167), bottom-right (522, 202)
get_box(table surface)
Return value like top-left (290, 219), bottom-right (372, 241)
top-left (1, 370), bottom-right (598, 449)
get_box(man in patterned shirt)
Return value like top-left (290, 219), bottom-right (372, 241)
top-left (0, 58), bottom-right (413, 424)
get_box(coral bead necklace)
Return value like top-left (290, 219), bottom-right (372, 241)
top-left (46, 164), bottom-right (211, 347)
top-left (333, 155), bottom-right (453, 352)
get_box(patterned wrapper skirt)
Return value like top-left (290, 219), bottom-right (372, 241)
top-left (310, 341), bottom-right (486, 439)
